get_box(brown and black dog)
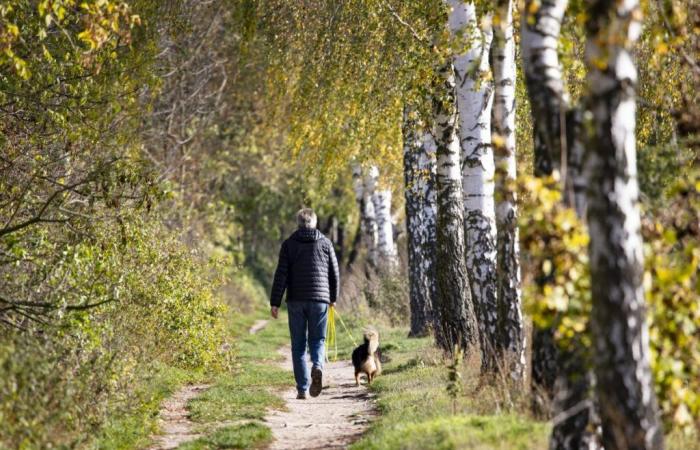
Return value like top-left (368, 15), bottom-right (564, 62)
top-left (351, 329), bottom-right (382, 386)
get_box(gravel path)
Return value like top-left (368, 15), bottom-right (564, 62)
top-left (265, 347), bottom-right (376, 450)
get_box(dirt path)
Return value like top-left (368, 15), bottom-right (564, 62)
top-left (265, 347), bottom-right (376, 450)
top-left (147, 319), bottom-right (270, 449)
top-left (147, 384), bottom-right (210, 450)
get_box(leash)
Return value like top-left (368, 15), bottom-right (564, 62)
top-left (325, 305), bottom-right (358, 362)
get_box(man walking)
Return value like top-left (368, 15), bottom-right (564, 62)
top-left (270, 208), bottom-right (340, 399)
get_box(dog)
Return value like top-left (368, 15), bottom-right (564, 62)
top-left (352, 329), bottom-right (382, 386)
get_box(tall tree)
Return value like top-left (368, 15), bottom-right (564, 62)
top-left (584, 0), bottom-right (664, 448)
top-left (368, 166), bottom-right (399, 268)
top-left (403, 108), bottom-right (438, 337)
top-left (352, 164), bottom-right (379, 266)
top-left (431, 60), bottom-right (480, 354)
top-left (448, 0), bottom-right (499, 371)
top-left (491, 0), bottom-right (524, 381)
top-left (522, 1), bottom-right (600, 447)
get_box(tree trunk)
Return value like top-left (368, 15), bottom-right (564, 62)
top-left (403, 108), bottom-right (437, 337)
top-left (522, 2), bottom-right (600, 447)
top-left (584, 1), bottom-right (664, 448)
top-left (448, 0), bottom-right (499, 371)
top-left (367, 166), bottom-right (398, 268)
top-left (432, 60), bottom-right (480, 355)
top-left (352, 163), bottom-right (378, 267)
top-left (520, 0), bottom-right (568, 178)
top-left (491, 0), bottom-right (525, 381)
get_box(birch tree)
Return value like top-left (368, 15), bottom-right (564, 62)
top-left (403, 109), bottom-right (438, 337)
top-left (432, 61), bottom-right (480, 354)
top-left (585, 1), bottom-right (664, 447)
top-left (448, 0), bottom-right (499, 370)
top-left (367, 166), bottom-right (398, 268)
top-left (352, 164), bottom-right (379, 266)
top-left (491, 0), bottom-right (524, 381)
top-left (522, 1), bottom-right (600, 447)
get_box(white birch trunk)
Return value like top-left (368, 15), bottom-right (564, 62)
top-left (352, 164), bottom-right (378, 266)
top-left (403, 109), bottom-right (437, 336)
top-left (522, 3), bottom-right (600, 447)
top-left (448, 0), bottom-right (499, 371)
top-left (368, 165), bottom-right (398, 268)
top-left (585, 1), bottom-right (663, 448)
top-left (520, 0), bottom-right (569, 177)
top-left (491, 0), bottom-right (525, 381)
top-left (432, 58), bottom-right (479, 354)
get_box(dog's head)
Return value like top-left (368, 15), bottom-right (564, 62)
top-left (363, 328), bottom-right (379, 353)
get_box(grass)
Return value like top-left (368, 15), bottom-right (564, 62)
top-left (173, 304), bottom-right (291, 449)
top-left (347, 326), bottom-right (550, 450)
top-left (92, 300), bottom-right (699, 450)
top-left (90, 364), bottom-right (207, 450)
top-left (177, 423), bottom-right (273, 450)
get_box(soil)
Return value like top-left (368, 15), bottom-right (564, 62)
top-left (265, 347), bottom-right (376, 450)
top-left (146, 383), bottom-right (210, 450)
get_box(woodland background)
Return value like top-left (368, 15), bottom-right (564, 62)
top-left (0, 0), bottom-right (698, 449)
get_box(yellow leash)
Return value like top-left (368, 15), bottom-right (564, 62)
top-left (325, 305), bottom-right (357, 362)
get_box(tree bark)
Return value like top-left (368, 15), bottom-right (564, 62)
top-left (520, 0), bottom-right (569, 178)
top-left (522, 2), bottom-right (600, 448)
top-left (584, 1), bottom-right (664, 448)
top-left (431, 59), bottom-right (480, 355)
top-left (448, 0), bottom-right (499, 371)
top-left (352, 163), bottom-right (379, 267)
top-left (403, 108), bottom-right (437, 337)
top-left (491, 0), bottom-right (525, 381)
top-left (367, 166), bottom-right (398, 268)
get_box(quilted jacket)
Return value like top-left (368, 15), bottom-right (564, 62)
top-left (270, 227), bottom-right (339, 307)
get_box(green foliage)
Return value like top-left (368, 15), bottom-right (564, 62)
top-left (0, 215), bottom-right (229, 448)
top-left (519, 172), bottom-right (700, 433)
top-left (518, 176), bottom-right (591, 350)
top-left (646, 172), bottom-right (700, 431)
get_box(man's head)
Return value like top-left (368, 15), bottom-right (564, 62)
top-left (296, 208), bottom-right (318, 229)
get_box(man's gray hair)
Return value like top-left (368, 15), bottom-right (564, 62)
top-left (296, 208), bottom-right (318, 229)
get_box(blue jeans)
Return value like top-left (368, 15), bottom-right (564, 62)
top-left (287, 301), bottom-right (329, 394)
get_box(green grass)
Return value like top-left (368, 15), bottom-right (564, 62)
top-left (90, 364), bottom-right (207, 450)
top-left (174, 305), bottom-right (291, 448)
top-left (186, 310), bottom-right (290, 425)
top-left (349, 327), bottom-right (550, 450)
top-left (177, 423), bottom-right (273, 450)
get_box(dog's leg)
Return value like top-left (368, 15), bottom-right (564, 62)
top-left (355, 370), bottom-right (360, 387)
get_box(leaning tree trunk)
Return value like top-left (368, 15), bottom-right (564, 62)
top-left (403, 108), bottom-right (437, 337)
top-left (522, 1), bottom-right (600, 448)
top-left (448, 0), bottom-right (499, 372)
top-left (367, 166), bottom-right (398, 269)
top-left (584, 1), bottom-right (664, 448)
top-left (491, 0), bottom-right (525, 382)
top-left (431, 60), bottom-right (480, 355)
top-left (352, 164), bottom-right (379, 267)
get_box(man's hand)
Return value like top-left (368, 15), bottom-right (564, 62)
top-left (271, 306), bottom-right (279, 319)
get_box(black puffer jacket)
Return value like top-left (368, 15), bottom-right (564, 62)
top-left (270, 228), bottom-right (339, 307)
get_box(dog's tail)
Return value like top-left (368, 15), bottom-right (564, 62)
top-left (364, 329), bottom-right (379, 354)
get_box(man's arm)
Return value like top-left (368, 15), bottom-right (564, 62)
top-left (328, 240), bottom-right (340, 304)
top-left (270, 241), bottom-right (289, 312)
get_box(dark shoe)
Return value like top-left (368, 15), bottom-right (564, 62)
top-left (296, 392), bottom-right (307, 400)
top-left (310, 366), bottom-right (323, 397)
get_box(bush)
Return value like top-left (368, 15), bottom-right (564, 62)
top-left (0, 214), bottom-right (229, 448)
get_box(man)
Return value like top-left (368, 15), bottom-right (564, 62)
top-left (270, 208), bottom-right (340, 399)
